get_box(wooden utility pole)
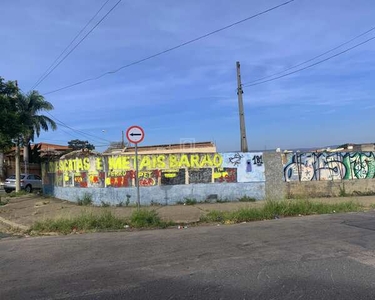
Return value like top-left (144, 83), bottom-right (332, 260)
top-left (236, 61), bottom-right (248, 152)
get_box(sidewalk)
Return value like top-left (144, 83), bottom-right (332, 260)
top-left (0, 194), bottom-right (375, 231)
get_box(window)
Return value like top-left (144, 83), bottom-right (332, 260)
top-left (9, 175), bottom-right (25, 179)
top-left (34, 175), bottom-right (42, 180)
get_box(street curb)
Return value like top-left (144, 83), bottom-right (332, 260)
top-left (0, 216), bottom-right (29, 231)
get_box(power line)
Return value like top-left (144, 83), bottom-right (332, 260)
top-left (242, 35), bottom-right (375, 87)
top-left (43, 0), bottom-right (296, 95)
top-left (31, 0), bottom-right (112, 90)
top-left (242, 25), bottom-right (375, 86)
top-left (46, 111), bottom-right (112, 143)
top-left (54, 120), bottom-right (109, 144)
top-left (33, 0), bottom-right (122, 90)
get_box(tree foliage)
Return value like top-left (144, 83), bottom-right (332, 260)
top-left (17, 91), bottom-right (57, 143)
top-left (0, 76), bottom-right (58, 153)
top-left (68, 139), bottom-right (95, 151)
top-left (0, 77), bottom-right (22, 150)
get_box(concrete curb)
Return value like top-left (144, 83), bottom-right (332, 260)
top-left (0, 216), bottom-right (29, 231)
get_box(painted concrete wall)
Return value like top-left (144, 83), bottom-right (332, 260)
top-left (264, 152), bottom-right (286, 200)
top-left (286, 179), bottom-right (375, 198)
top-left (45, 182), bottom-right (266, 206)
top-left (43, 152), bottom-right (266, 205)
top-left (283, 152), bottom-right (375, 181)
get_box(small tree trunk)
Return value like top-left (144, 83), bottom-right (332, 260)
top-left (0, 151), bottom-right (4, 181)
top-left (23, 142), bottom-right (29, 174)
top-left (15, 142), bottom-right (21, 192)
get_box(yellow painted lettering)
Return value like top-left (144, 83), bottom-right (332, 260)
top-left (122, 156), bottom-right (130, 170)
top-left (200, 154), bottom-right (213, 167)
top-left (169, 155), bottom-right (178, 168)
top-left (152, 155), bottom-right (157, 169)
top-left (83, 158), bottom-right (90, 170)
top-left (68, 160), bottom-right (73, 171)
top-left (77, 159), bottom-right (83, 171)
top-left (179, 154), bottom-right (190, 168)
top-left (190, 154), bottom-right (200, 168)
top-left (108, 157), bottom-right (116, 170)
top-left (213, 154), bottom-right (223, 167)
top-left (96, 158), bottom-right (103, 170)
top-left (164, 172), bottom-right (177, 178)
top-left (140, 156), bottom-right (151, 170)
top-left (157, 155), bottom-right (166, 168)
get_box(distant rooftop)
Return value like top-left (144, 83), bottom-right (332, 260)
top-left (104, 141), bottom-right (216, 155)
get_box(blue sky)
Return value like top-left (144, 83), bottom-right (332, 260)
top-left (1, 0), bottom-right (375, 152)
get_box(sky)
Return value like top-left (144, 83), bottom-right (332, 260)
top-left (1, 0), bottom-right (375, 152)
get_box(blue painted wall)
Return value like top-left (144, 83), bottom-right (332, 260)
top-left (42, 152), bottom-right (266, 205)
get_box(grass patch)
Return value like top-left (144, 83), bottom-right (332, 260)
top-left (77, 193), bottom-right (93, 206)
top-left (0, 197), bottom-right (9, 206)
top-left (352, 190), bottom-right (375, 196)
top-left (116, 201), bottom-right (124, 207)
top-left (30, 209), bottom-right (174, 234)
top-left (130, 209), bottom-right (173, 228)
top-left (31, 211), bottom-right (126, 234)
top-left (203, 199), bottom-right (363, 224)
top-left (370, 203), bottom-right (375, 209)
top-left (184, 198), bottom-right (197, 205)
top-left (8, 191), bottom-right (29, 197)
top-left (238, 196), bottom-right (257, 202)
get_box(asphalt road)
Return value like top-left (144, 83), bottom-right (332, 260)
top-left (1, 212), bottom-right (375, 300)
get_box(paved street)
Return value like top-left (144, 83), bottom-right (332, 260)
top-left (1, 212), bottom-right (375, 299)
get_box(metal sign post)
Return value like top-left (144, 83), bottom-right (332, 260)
top-left (134, 142), bottom-right (140, 209)
top-left (126, 125), bottom-right (145, 210)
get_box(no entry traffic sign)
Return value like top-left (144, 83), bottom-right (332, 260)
top-left (126, 125), bottom-right (145, 144)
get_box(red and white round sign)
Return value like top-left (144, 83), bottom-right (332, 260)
top-left (126, 125), bottom-right (145, 144)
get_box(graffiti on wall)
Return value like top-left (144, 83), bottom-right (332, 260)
top-left (284, 152), bottom-right (375, 181)
top-left (43, 152), bottom-right (265, 188)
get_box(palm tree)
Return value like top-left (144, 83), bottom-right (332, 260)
top-left (16, 91), bottom-right (57, 180)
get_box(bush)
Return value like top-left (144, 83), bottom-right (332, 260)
top-left (77, 193), bottom-right (93, 206)
top-left (184, 198), bottom-right (197, 205)
top-left (101, 201), bottom-right (110, 207)
top-left (130, 209), bottom-right (173, 228)
top-left (238, 196), bottom-right (257, 202)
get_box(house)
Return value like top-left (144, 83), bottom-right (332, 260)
top-left (2, 143), bottom-right (70, 178)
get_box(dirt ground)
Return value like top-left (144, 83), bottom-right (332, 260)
top-left (1, 193), bottom-right (375, 230)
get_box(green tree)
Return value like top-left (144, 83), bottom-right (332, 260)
top-left (0, 77), bottom-right (21, 150)
top-left (68, 139), bottom-right (95, 151)
top-left (17, 91), bottom-right (57, 169)
top-left (0, 78), bottom-right (22, 182)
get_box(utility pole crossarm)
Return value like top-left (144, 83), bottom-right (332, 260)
top-left (236, 61), bottom-right (249, 152)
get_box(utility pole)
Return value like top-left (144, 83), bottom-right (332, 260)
top-left (236, 61), bottom-right (248, 152)
top-left (121, 131), bottom-right (125, 148)
top-left (14, 81), bottom-right (21, 192)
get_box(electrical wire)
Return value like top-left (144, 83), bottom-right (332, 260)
top-left (242, 25), bottom-right (375, 86)
top-left (242, 35), bottom-right (375, 87)
top-left (43, 0), bottom-right (296, 95)
top-left (33, 0), bottom-right (122, 90)
top-left (46, 111), bottom-right (112, 143)
top-left (31, 0), bottom-right (112, 90)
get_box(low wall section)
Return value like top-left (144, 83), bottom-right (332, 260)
top-left (283, 151), bottom-right (375, 198)
top-left (43, 152), bottom-right (267, 205)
